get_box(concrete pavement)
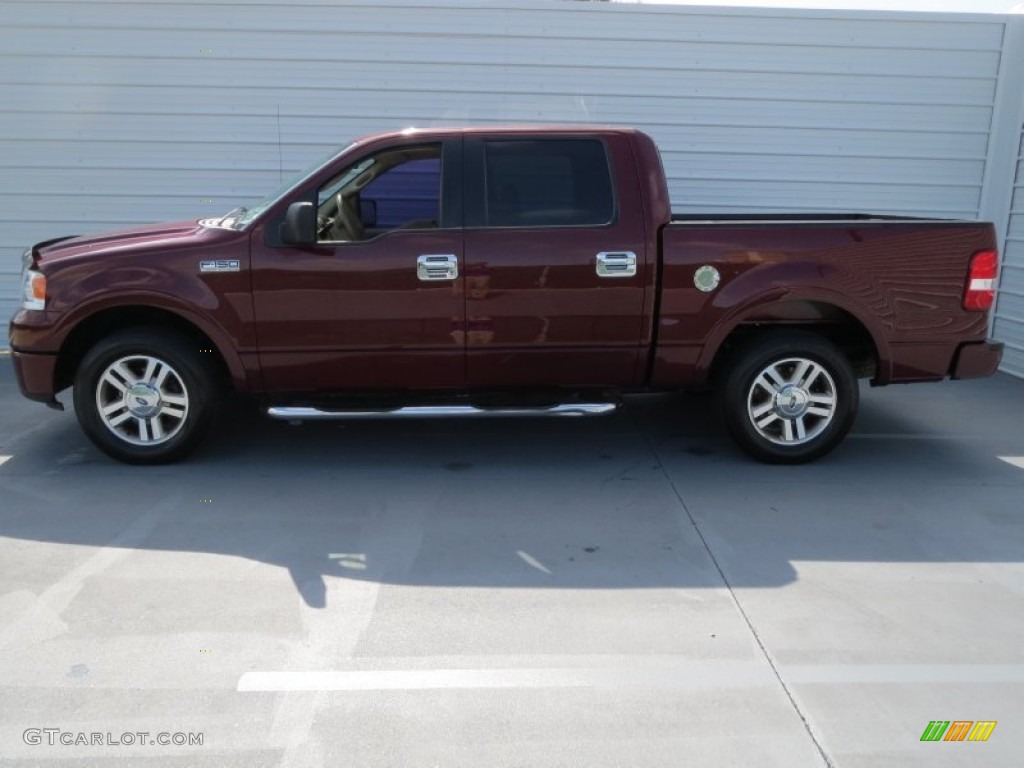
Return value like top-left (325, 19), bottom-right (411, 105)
top-left (1, 354), bottom-right (1022, 766)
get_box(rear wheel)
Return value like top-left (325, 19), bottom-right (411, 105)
top-left (73, 328), bottom-right (219, 464)
top-left (720, 331), bottom-right (858, 464)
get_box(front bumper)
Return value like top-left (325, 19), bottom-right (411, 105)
top-left (10, 349), bottom-right (61, 406)
top-left (951, 339), bottom-right (1004, 380)
top-left (9, 307), bottom-right (64, 406)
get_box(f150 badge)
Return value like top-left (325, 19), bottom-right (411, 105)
top-left (199, 259), bottom-right (240, 273)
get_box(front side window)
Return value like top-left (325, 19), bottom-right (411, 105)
top-left (483, 139), bottom-right (614, 228)
top-left (316, 144), bottom-right (441, 242)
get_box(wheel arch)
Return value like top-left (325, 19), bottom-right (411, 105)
top-left (54, 303), bottom-right (245, 394)
top-left (699, 293), bottom-right (891, 388)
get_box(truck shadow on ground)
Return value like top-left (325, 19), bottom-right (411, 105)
top-left (2, 374), bottom-right (1023, 608)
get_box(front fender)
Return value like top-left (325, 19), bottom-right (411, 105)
top-left (52, 292), bottom-right (253, 392)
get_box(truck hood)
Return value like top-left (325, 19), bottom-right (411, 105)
top-left (34, 220), bottom-right (219, 265)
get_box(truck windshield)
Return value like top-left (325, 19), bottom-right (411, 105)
top-left (221, 143), bottom-right (356, 229)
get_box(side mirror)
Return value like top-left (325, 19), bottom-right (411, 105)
top-left (280, 201), bottom-right (316, 246)
top-left (359, 199), bottom-right (378, 229)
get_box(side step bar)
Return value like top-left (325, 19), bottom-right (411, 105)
top-left (266, 403), bottom-right (618, 422)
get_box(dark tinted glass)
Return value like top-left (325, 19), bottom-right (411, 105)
top-left (483, 140), bottom-right (614, 227)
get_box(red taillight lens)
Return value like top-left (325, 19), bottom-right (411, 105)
top-left (963, 249), bottom-right (997, 311)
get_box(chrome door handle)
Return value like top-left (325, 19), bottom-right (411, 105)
top-left (595, 251), bottom-right (637, 278)
top-left (417, 254), bottom-right (459, 281)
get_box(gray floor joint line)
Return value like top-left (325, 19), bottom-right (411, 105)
top-left (639, 416), bottom-right (836, 768)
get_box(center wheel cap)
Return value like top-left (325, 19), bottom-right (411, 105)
top-left (125, 382), bottom-right (162, 418)
top-left (775, 385), bottom-right (810, 418)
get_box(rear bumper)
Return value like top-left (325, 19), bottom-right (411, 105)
top-left (951, 339), bottom-right (1003, 380)
top-left (10, 348), bottom-right (60, 404)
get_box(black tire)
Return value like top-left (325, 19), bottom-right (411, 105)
top-left (719, 331), bottom-right (858, 464)
top-left (73, 327), bottom-right (220, 464)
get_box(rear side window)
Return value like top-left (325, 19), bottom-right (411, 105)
top-left (483, 139), bottom-right (614, 227)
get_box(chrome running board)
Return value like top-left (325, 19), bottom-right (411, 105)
top-left (266, 403), bottom-right (618, 421)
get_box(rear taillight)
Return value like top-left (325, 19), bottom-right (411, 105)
top-left (963, 249), bottom-right (998, 311)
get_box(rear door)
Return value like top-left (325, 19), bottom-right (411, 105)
top-left (462, 134), bottom-right (648, 388)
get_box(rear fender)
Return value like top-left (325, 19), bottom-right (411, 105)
top-left (694, 262), bottom-right (892, 385)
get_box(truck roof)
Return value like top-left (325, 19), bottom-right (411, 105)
top-left (352, 124), bottom-right (644, 144)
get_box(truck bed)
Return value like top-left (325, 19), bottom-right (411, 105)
top-left (652, 216), bottom-right (997, 389)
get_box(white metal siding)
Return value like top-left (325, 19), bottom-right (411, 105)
top-left (0, 0), bottom-right (1011, 331)
top-left (993, 129), bottom-right (1024, 377)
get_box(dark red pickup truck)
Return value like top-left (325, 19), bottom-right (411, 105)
top-left (9, 126), bottom-right (1004, 464)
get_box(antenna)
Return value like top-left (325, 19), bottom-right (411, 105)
top-left (276, 106), bottom-right (284, 183)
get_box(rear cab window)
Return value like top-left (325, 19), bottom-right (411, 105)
top-left (469, 138), bottom-right (616, 228)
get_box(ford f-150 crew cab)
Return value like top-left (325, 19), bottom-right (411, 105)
top-left (9, 126), bottom-right (1004, 464)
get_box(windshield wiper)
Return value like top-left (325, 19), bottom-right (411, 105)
top-left (217, 206), bottom-right (247, 226)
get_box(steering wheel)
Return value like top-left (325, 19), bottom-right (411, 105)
top-left (315, 195), bottom-right (339, 239)
top-left (336, 192), bottom-right (364, 241)
top-left (316, 210), bottom-right (332, 240)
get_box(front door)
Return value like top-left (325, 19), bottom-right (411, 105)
top-left (250, 139), bottom-right (464, 393)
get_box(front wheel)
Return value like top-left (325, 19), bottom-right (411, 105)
top-left (720, 332), bottom-right (859, 464)
top-left (73, 328), bottom-right (219, 464)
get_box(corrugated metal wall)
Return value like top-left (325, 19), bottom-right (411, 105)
top-left (0, 0), bottom-right (1016, 357)
top-left (994, 129), bottom-right (1024, 377)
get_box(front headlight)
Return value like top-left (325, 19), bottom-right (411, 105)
top-left (21, 267), bottom-right (46, 310)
